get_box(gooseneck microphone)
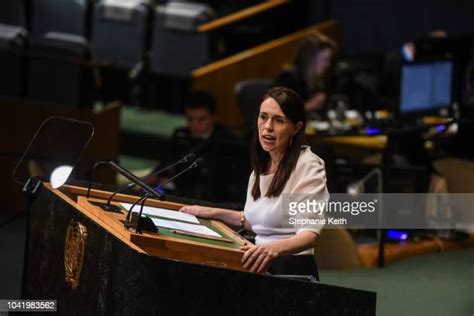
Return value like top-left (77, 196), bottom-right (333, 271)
top-left (104, 153), bottom-right (196, 209)
top-left (153, 157), bottom-right (204, 195)
top-left (125, 158), bottom-right (204, 233)
top-left (157, 157), bottom-right (204, 189)
top-left (126, 157), bottom-right (204, 217)
top-left (86, 160), bottom-right (164, 206)
top-left (143, 153), bottom-right (196, 182)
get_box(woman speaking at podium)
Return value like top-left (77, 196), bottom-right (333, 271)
top-left (181, 87), bottom-right (328, 279)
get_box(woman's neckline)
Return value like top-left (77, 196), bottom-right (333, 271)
top-left (260, 146), bottom-right (308, 177)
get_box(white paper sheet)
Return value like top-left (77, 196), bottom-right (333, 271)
top-left (121, 203), bottom-right (199, 224)
top-left (150, 218), bottom-right (221, 238)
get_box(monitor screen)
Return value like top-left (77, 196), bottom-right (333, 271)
top-left (399, 61), bottom-right (453, 114)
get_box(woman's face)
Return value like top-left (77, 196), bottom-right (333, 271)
top-left (311, 47), bottom-right (333, 76)
top-left (257, 97), bottom-right (300, 157)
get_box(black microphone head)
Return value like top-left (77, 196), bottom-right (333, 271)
top-left (181, 153), bottom-right (197, 163)
top-left (190, 157), bottom-right (204, 168)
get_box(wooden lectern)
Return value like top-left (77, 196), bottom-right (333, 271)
top-left (22, 182), bottom-right (376, 315)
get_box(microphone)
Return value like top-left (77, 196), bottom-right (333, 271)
top-left (124, 158), bottom-right (204, 233)
top-left (124, 192), bottom-right (156, 233)
top-left (154, 157), bottom-right (204, 192)
top-left (86, 160), bottom-right (165, 213)
top-left (143, 153), bottom-right (196, 182)
top-left (103, 153), bottom-right (196, 210)
top-left (126, 157), bottom-right (204, 216)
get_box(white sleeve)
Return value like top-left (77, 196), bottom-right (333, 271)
top-left (243, 172), bottom-right (255, 215)
top-left (290, 158), bottom-right (329, 235)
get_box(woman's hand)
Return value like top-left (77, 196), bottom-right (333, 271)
top-left (179, 205), bottom-right (216, 219)
top-left (181, 206), bottom-right (244, 227)
top-left (240, 242), bottom-right (282, 273)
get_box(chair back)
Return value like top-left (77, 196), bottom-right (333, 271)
top-left (314, 227), bottom-right (361, 270)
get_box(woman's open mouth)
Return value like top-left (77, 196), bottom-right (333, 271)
top-left (261, 134), bottom-right (276, 145)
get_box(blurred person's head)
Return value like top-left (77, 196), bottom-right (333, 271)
top-left (294, 34), bottom-right (337, 85)
top-left (184, 91), bottom-right (217, 139)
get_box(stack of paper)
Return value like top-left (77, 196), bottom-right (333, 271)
top-left (121, 203), bottom-right (221, 238)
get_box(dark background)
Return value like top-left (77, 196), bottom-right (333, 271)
top-left (310, 0), bottom-right (474, 55)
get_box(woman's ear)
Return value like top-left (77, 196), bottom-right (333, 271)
top-left (293, 121), bottom-right (303, 135)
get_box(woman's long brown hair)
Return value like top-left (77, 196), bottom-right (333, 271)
top-left (250, 87), bottom-right (307, 200)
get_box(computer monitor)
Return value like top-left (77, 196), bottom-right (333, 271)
top-left (415, 35), bottom-right (474, 106)
top-left (399, 60), bottom-right (453, 115)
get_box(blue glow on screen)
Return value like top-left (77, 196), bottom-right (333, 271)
top-left (400, 61), bottom-right (452, 113)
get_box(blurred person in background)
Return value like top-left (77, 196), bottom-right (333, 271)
top-left (174, 91), bottom-right (232, 142)
top-left (275, 34), bottom-right (337, 113)
top-left (147, 91), bottom-right (234, 200)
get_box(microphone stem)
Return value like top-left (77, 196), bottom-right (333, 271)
top-left (124, 158), bottom-right (201, 229)
top-left (126, 193), bottom-right (152, 221)
top-left (156, 164), bottom-right (196, 191)
top-left (136, 194), bottom-right (154, 233)
top-left (142, 160), bottom-right (181, 182)
top-left (107, 158), bottom-right (187, 207)
top-left (126, 164), bottom-right (198, 220)
top-left (108, 161), bottom-right (163, 200)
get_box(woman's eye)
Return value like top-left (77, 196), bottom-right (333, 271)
top-left (276, 118), bottom-right (284, 124)
top-left (259, 114), bottom-right (267, 120)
